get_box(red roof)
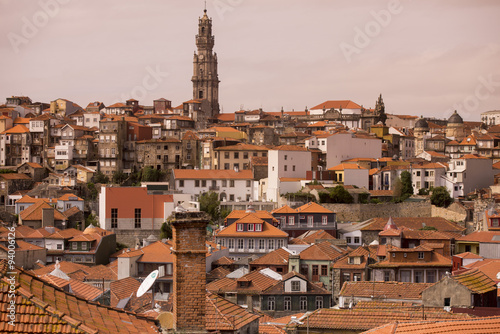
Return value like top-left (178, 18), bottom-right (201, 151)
top-left (173, 169), bottom-right (253, 180)
top-left (310, 100), bottom-right (362, 110)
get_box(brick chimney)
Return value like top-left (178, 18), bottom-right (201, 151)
top-left (171, 211), bottom-right (209, 333)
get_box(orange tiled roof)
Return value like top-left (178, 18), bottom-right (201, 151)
top-left (339, 281), bottom-right (433, 300)
top-left (1, 124), bottom-right (30, 134)
top-left (19, 200), bottom-right (67, 221)
top-left (206, 292), bottom-right (260, 331)
top-left (109, 276), bottom-right (141, 307)
top-left (58, 193), bottom-right (83, 201)
top-left (272, 145), bottom-right (309, 151)
top-left (213, 256), bottom-right (234, 266)
top-left (296, 202), bottom-right (333, 214)
top-left (362, 217), bottom-right (465, 233)
top-left (328, 163), bottom-right (367, 171)
top-left (362, 316), bottom-right (500, 334)
top-left (294, 230), bottom-right (336, 244)
top-left (457, 231), bottom-right (500, 243)
top-left (208, 270), bottom-right (278, 295)
top-left (217, 215), bottom-right (288, 238)
top-left (310, 100), bottom-right (362, 110)
top-left (207, 266), bottom-right (231, 281)
top-left (46, 228), bottom-right (83, 240)
top-left (1, 260), bottom-right (159, 333)
top-left (0, 173), bottom-right (32, 180)
top-left (299, 241), bottom-right (345, 261)
top-left (271, 205), bottom-right (297, 214)
top-left (40, 274), bottom-right (103, 301)
top-left (250, 248), bottom-right (290, 266)
top-left (451, 268), bottom-right (497, 294)
top-left (215, 143), bottom-right (269, 151)
top-left (454, 252), bottom-right (483, 259)
top-left (173, 169), bottom-right (253, 180)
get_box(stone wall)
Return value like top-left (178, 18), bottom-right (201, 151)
top-left (323, 202), bottom-right (432, 222)
top-left (114, 229), bottom-right (160, 248)
top-left (431, 203), bottom-right (467, 226)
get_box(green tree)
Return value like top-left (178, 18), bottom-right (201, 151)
top-left (87, 182), bottom-right (98, 201)
top-left (431, 186), bottom-right (453, 207)
top-left (420, 225), bottom-right (438, 231)
top-left (94, 171), bottom-right (109, 184)
top-left (85, 213), bottom-right (98, 228)
top-left (112, 170), bottom-right (127, 185)
top-left (160, 221), bottom-right (172, 239)
top-left (141, 166), bottom-right (164, 182)
top-left (329, 185), bottom-right (354, 204)
top-left (400, 171), bottom-right (414, 197)
top-left (199, 191), bottom-right (221, 222)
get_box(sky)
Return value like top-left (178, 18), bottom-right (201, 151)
top-left (1, 0), bottom-right (499, 121)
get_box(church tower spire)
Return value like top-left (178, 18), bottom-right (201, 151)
top-left (192, 8), bottom-right (220, 118)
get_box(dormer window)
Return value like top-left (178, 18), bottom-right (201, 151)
top-left (418, 252), bottom-right (424, 259)
top-left (82, 242), bottom-right (87, 251)
top-left (348, 257), bottom-right (354, 264)
top-left (237, 223), bottom-right (243, 231)
top-left (256, 224), bottom-right (262, 232)
top-left (291, 281), bottom-right (300, 291)
top-left (248, 224), bottom-right (254, 231)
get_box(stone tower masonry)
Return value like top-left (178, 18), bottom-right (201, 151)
top-left (171, 211), bottom-right (209, 333)
top-left (192, 9), bottom-right (220, 118)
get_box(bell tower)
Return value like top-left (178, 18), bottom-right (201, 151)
top-left (192, 8), bottom-right (220, 118)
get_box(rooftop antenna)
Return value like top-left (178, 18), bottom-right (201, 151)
top-left (136, 269), bottom-right (159, 308)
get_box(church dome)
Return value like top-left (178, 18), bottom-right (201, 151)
top-left (448, 110), bottom-right (463, 124)
top-left (415, 117), bottom-right (429, 129)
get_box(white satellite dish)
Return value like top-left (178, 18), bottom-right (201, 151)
top-left (137, 270), bottom-right (159, 297)
top-left (496, 272), bottom-right (500, 280)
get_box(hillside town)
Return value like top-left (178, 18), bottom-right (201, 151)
top-left (2, 6), bottom-right (500, 334)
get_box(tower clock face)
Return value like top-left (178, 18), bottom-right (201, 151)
top-left (199, 54), bottom-right (204, 60)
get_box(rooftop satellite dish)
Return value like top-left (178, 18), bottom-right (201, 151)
top-left (137, 270), bottom-right (159, 297)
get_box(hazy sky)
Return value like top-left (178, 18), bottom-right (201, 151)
top-left (1, 1), bottom-right (499, 121)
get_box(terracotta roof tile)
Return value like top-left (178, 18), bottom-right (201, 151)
top-left (206, 292), bottom-right (260, 331)
top-left (451, 268), bottom-right (497, 294)
top-left (41, 274), bottom-right (103, 301)
top-left (295, 202), bottom-right (333, 214)
top-left (362, 315), bottom-right (500, 334)
top-left (299, 241), bottom-right (345, 261)
top-left (217, 215), bottom-right (288, 238)
top-left (173, 169), bottom-right (253, 180)
top-left (20, 201), bottom-right (67, 221)
top-left (213, 256), bottom-right (235, 266)
top-left (250, 248), bottom-right (290, 266)
top-left (457, 231), bottom-right (500, 243)
top-left (362, 217), bottom-right (465, 233)
top-left (340, 281), bottom-right (433, 300)
top-left (1, 260), bottom-right (159, 333)
top-left (207, 266), bottom-right (231, 281)
top-left (294, 230), bottom-right (336, 244)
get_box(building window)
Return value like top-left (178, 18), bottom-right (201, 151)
top-left (256, 224), bottom-right (262, 232)
top-left (426, 270), bottom-right (436, 283)
top-left (234, 152), bottom-right (239, 159)
top-left (268, 240), bottom-right (274, 250)
top-left (312, 265), bottom-right (319, 277)
top-left (135, 208), bottom-right (141, 228)
top-left (237, 223), bottom-right (243, 231)
top-left (179, 180), bottom-right (184, 187)
top-left (195, 180), bottom-right (200, 187)
top-left (307, 216), bottom-right (313, 227)
top-left (228, 239), bottom-right (235, 250)
top-left (321, 265), bottom-right (328, 276)
top-left (202, 180), bottom-right (207, 187)
top-left (224, 152), bottom-right (229, 159)
top-left (248, 239), bottom-right (254, 250)
top-left (277, 239), bottom-right (284, 248)
top-left (284, 155), bottom-right (288, 160)
top-left (284, 297), bottom-right (291, 311)
top-left (57, 244), bottom-right (62, 250)
top-left (111, 208), bottom-right (118, 228)
top-left (418, 252), bottom-right (424, 259)
top-left (300, 296), bottom-right (307, 311)
top-left (259, 239), bottom-right (265, 250)
top-left (289, 216), bottom-right (295, 225)
top-left (346, 237), bottom-right (352, 244)
top-left (268, 297), bottom-right (275, 311)
top-left (230, 180), bottom-right (235, 187)
top-left (72, 242), bottom-right (77, 250)
top-left (322, 216), bottom-right (328, 225)
top-left (384, 271), bottom-right (390, 282)
top-left (353, 273), bottom-right (361, 281)
top-left (354, 237), bottom-right (360, 244)
top-left (343, 273), bottom-right (350, 282)
top-left (81, 242), bottom-right (87, 251)
top-left (315, 296), bottom-right (323, 309)
top-left (237, 239), bottom-right (244, 250)
top-left (291, 281), bottom-right (300, 291)
top-left (415, 271), bottom-right (423, 283)
top-left (248, 224), bottom-right (254, 231)
top-left (284, 165), bottom-right (287, 171)
top-left (222, 180), bottom-right (227, 187)
top-left (229, 194), bottom-right (234, 201)
top-left (246, 180), bottom-right (251, 187)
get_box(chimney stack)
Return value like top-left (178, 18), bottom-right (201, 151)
top-left (42, 208), bottom-right (55, 227)
top-left (171, 211), bottom-right (209, 333)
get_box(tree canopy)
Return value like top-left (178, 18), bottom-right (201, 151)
top-left (199, 191), bottom-right (221, 223)
top-left (431, 186), bottom-right (453, 207)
